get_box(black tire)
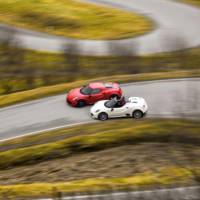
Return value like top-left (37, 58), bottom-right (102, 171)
top-left (110, 94), bottom-right (119, 100)
top-left (132, 110), bottom-right (143, 119)
top-left (98, 112), bottom-right (108, 121)
top-left (77, 100), bottom-right (86, 107)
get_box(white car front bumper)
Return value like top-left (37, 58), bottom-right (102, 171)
top-left (90, 109), bottom-right (100, 119)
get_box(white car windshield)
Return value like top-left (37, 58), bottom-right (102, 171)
top-left (105, 97), bottom-right (127, 108)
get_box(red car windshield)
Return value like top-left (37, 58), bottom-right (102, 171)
top-left (80, 86), bottom-right (93, 95)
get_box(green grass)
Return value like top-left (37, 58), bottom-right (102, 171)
top-left (1, 69), bottom-right (200, 108)
top-left (0, 167), bottom-right (198, 199)
top-left (0, 0), bottom-right (152, 39)
top-left (0, 119), bottom-right (199, 169)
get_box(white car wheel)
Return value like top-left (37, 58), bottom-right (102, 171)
top-left (98, 112), bottom-right (108, 121)
top-left (132, 110), bottom-right (143, 119)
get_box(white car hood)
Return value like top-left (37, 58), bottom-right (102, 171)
top-left (90, 100), bottom-right (107, 113)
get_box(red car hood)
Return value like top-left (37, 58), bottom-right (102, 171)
top-left (67, 88), bottom-right (84, 99)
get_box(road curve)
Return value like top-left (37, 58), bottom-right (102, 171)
top-left (0, 0), bottom-right (200, 55)
top-left (0, 78), bottom-right (200, 141)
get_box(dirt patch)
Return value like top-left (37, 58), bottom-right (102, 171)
top-left (0, 143), bottom-right (199, 185)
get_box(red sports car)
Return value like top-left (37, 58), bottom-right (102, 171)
top-left (67, 82), bottom-right (122, 107)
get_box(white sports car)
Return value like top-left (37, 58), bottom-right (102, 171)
top-left (90, 97), bottom-right (148, 121)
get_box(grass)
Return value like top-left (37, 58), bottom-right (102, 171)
top-left (180, 0), bottom-right (200, 7)
top-left (0, 119), bottom-right (189, 151)
top-left (0, 167), bottom-right (198, 199)
top-left (0, 119), bottom-right (199, 198)
top-left (0, 0), bottom-right (152, 39)
top-left (1, 69), bottom-right (200, 108)
top-left (0, 119), bottom-right (200, 199)
top-left (0, 119), bottom-right (199, 169)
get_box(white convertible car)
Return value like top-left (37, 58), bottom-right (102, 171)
top-left (90, 97), bottom-right (148, 121)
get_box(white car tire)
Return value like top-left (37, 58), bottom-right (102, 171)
top-left (98, 112), bottom-right (108, 121)
top-left (132, 110), bottom-right (143, 119)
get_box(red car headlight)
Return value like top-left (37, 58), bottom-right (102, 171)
top-left (72, 97), bottom-right (78, 101)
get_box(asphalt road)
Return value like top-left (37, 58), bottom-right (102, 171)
top-left (0, 78), bottom-right (200, 141)
top-left (0, 0), bottom-right (200, 55)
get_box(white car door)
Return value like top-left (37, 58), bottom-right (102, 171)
top-left (110, 104), bottom-right (129, 118)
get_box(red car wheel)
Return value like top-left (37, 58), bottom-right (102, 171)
top-left (77, 100), bottom-right (86, 107)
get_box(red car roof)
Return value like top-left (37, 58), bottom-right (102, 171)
top-left (89, 82), bottom-right (105, 89)
top-left (88, 82), bottom-right (119, 89)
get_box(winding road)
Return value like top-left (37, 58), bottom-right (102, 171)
top-left (0, 78), bottom-right (200, 141)
top-left (0, 0), bottom-right (200, 55)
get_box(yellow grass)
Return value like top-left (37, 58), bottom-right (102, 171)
top-left (0, 167), bottom-right (198, 199)
top-left (0, 0), bottom-right (152, 39)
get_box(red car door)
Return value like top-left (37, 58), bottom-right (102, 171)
top-left (89, 88), bottom-right (105, 104)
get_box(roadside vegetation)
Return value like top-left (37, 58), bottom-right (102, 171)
top-left (0, 167), bottom-right (199, 199)
top-left (0, 0), bottom-right (152, 39)
top-left (1, 119), bottom-right (198, 152)
top-left (0, 119), bottom-right (199, 169)
top-left (0, 119), bottom-right (199, 199)
top-left (181, 0), bottom-right (200, 7)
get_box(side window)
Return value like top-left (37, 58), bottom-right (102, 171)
top-left (91, 89), bottom-right (101, 94)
